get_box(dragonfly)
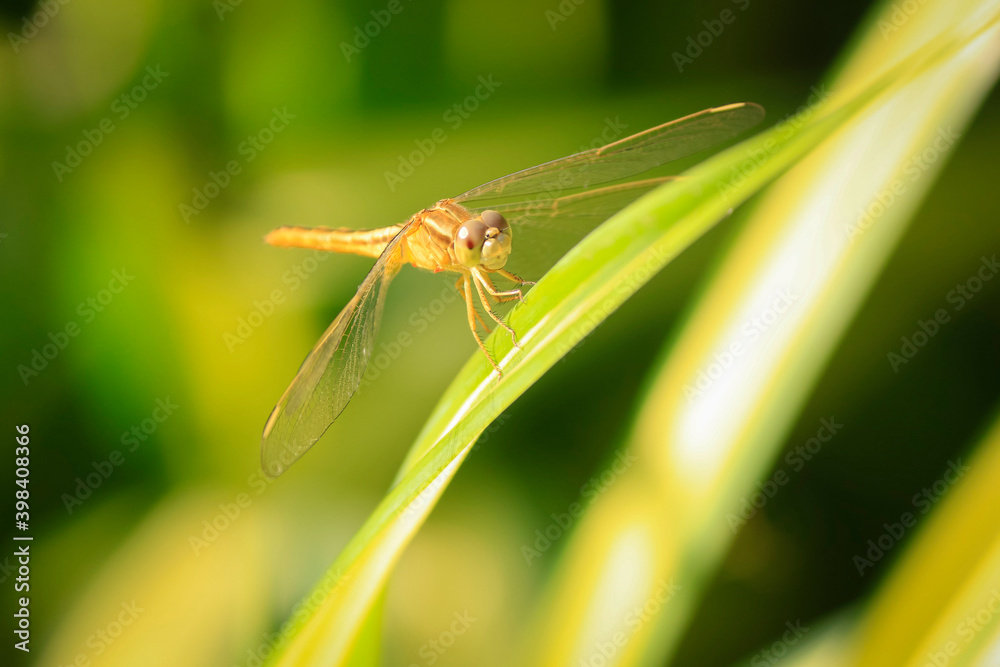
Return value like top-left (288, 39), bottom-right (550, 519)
top-left (260, 102), bottom-right (764, 477)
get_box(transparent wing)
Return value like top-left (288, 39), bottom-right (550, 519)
top-left (467, 177), bottom-right (679, 279)
top-left (260, 223), bottom-right (410, 477)
top-left (455, 103), bottom-right (764, 205)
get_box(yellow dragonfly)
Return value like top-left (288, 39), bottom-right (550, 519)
top-left (261, 102), bottom-right (764, 476)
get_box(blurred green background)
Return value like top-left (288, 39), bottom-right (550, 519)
top-left (1, 0), bottom-right (998, 665)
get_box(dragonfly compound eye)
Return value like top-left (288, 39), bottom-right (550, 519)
top-left (478, 210), bottom-right (511, 270)
top-left (480, 209), bottom-right (509, 232)
top-left (455, 219), bottom-right (487, 267)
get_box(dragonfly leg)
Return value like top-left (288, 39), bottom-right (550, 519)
top-left (463, 275), bottom-right (502, 376)
top-left (456, 275), bottom-right (490, 331)
top-left (472, 306), bottom-right (491, 333)
top-left (496, 269), bottom-right (536, 288)
top-left (475, 268), bottom-right (524, 303)
top-left (471, 270), bottom-right (521, 348)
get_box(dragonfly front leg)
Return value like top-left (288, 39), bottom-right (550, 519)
top-left (471, 269), bottom-right (521, 348)
top-left (473, 267), bottom-right (525, 304)
top-left (463, 274), bottom-right (502, 376)
top-left (496, 269), bottom-right (536, 288)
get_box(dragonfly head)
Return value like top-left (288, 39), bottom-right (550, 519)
top-left (455, 210), bottom-right (512, 270)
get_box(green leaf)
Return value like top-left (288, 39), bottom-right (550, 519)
top-left (780, 408), bottom-right (1000, 667)
top-left (853, 410), bottom-right (1000, 665)
top-left (519, 2), bottom-right (1000, 666)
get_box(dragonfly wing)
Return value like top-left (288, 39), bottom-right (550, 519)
top-left (468, 177), bottom-right (677, 279)
top-left (260, 223), bottom-right (410, 477)
top-left (455, 103), bottom-right (763, 205)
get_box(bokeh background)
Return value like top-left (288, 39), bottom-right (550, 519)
top-left (1, 0), bottom-right (999, 665)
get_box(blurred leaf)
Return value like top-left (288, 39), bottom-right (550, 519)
top-left (778, 613), bottom-right (858, 667)
top-left (12, 0), bottom-right (163, 119)
top-left (222, 0), bottom-right (354, 130)
top-left (521, 1), bottom-right (1000, 665)
top-left (36, 491), bottom-right (269, 667)
top-left (443, 0), bottom-right (608, 91)
top-left (852, 410), bottom-right (1000, 666)
top-left (777, 408), bottom-right (1000, 667)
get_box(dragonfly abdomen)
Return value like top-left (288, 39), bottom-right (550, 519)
top-left (265, 224), bottom-right (405, 258)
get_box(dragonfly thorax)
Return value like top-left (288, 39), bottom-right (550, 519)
top-left (454, 210), bottom-right (512, 270)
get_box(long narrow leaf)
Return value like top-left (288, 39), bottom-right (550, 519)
top-left (521, 2), bottom-right (1000, 665)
